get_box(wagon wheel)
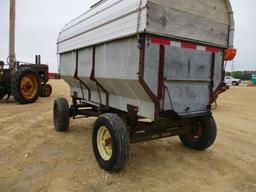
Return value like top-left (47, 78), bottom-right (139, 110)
top-left (92, 113), bottom-right (130, 172)
top-left (97, 126), bottom-right (113, 161)
top-left (53, 97), bottom-right (70, 132)
top-left (11, 67), bottom-right (40, 104)
top-left (179, 117), bottom-right (217, 150)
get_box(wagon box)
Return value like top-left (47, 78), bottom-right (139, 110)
top-left (54, 0), bottom-right (236, 172)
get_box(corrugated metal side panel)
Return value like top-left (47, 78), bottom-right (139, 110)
top-left (59, 0), bottom-right (146, 41)
top-left (63, 0), bottom-right (126, 30)
top-left (58, 10), bottom-right (147, 53)
top-left (57, 0), bottom-right (147, 53)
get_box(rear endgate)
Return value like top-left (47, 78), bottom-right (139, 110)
top-left (147, 36), bottom-right (224, 116)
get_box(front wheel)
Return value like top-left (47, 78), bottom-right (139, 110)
top-left (40, 84), bottom-right (52, 97)
top-left (179, 117), bottom-right (217, 150)
top-left (53, 97), bottom-right (70, 132)
top-left (92, 113), bottom-right (130, 172)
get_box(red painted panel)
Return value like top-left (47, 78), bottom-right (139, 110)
top-left (181, 42), bottom-right (197, 49)
top-left (151, 37), bottom-right (170, 45)
top-left (206, 47), bottom-right (219, 53)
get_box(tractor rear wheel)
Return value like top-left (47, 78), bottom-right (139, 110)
top-left (11, 67), bottom-right (41, 104)
top-left (40, 84), bottom-right (52, 97)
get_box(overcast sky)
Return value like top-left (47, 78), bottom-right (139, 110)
top-left (0, 0), bottom-right (255, 72)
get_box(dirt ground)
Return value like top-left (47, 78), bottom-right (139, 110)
top-left (0, 80), bottom-right (256, 192)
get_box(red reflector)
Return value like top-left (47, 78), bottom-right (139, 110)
top-left (151, 38), bottom-right (170, 45)
top-left (206, 47), bottom-right (219, 53)
top-left (181, 42), bottom-right (197, 49)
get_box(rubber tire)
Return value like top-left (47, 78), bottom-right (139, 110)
top-left (92, 113), bottom-right (130, 172)
top-left (232, 81), bottom-right (239, 86)
top-left (179, 117), bottom-right (217, 150)
top-left (11, 67), bottom-right (41, 104)
top-left (53, 97), bottom-right (70, 132)
top-left (0, 89), bottom-right (6, 100)
top-left (40, 84), bottom-right (52, 97)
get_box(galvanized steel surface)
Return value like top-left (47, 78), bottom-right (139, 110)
top-left (58, 0), bottom-right (234, 119)
top-left (57, 0), bottom-right (147, 53)
top-left (57, 0), bottom-right (234, 53)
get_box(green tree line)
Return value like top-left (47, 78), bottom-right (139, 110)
top-left (225, 71), bottom-right (256, 80)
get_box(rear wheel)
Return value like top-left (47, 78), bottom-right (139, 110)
top-left (92, 113), bottom-right (130, 172)
top-left (232, 81), bottom-right (239, 86)
top-left (11, 67), bottom-right (40, 104)
top-left (40, 84), bottom-right (52, 97)
top-left (53, 97), bottom-right (70, 132)
top-left (179, 117), bottom-right (217, 150)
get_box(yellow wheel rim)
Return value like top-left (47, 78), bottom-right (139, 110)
top-left (97, 126), bottom-right (112, 161)
top-left (20, 74), bottom-right (38, 100)
top-left (188, 125), bottom-right (203, 141)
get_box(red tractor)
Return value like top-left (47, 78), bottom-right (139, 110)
top-left (0, 1), bottom-right (52, 104)
top-left (0, 55), bottom-right (52, 104)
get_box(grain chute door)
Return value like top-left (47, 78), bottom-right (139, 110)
top-left (162, 44), bottom-right (213, 116)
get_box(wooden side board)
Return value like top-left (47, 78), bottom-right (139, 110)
top-left (146, 2), bottom-right (229, 47)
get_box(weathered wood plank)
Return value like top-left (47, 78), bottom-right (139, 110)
top-left (149, 0), bottom-right (229, 25)
top-left (147, 2), bottom-right (229, 47)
